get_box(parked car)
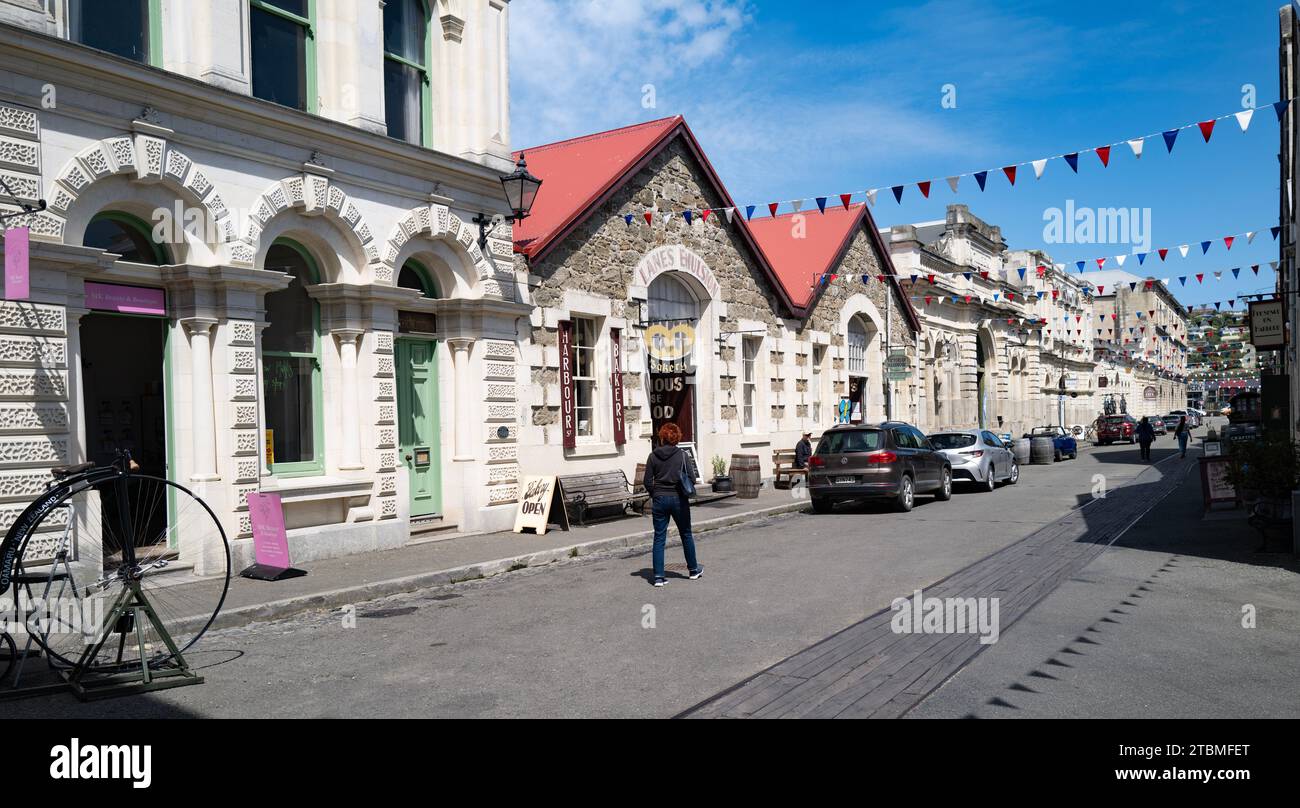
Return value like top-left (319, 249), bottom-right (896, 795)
top-left (1150, 417), bottom-right (1166, 436)
top-left (928, 429), bottom-right (1019, 492)
top-left (1028, 425), bottom-right (1078, 460)
top-left (1095, 414), bottom-right (1137, 445)
top-left (1162, 413), bottom-right (1185, 432)
top-left (808, 422), bottom-right (952, 513)
top-left (1185, 408), bottom-right (1205, 427)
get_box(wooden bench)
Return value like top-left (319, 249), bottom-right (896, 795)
top-left (773, 449), bottom-right (807, 489)
top-left (558, 470), bottom-right (650, 527)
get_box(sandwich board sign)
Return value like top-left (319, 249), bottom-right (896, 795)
top-left (514, 475), bottom-right (568, 534)
top-left (241, 492), bottom-right (307, 581)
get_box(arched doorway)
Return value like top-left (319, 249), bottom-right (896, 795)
top-left (976, 328), bottom-right (998, 429)
top-left (394, 258), bottom-right (442, 518)
top-left (846, 314), bottom-right (880, 423)
top-left (646, 272), bottom-right (702, 475)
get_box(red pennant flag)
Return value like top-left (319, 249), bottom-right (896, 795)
top-left (918, 181), bottom-right (931, 198)
top-left (1002, 165), bottom-right (1017, 185)
top-left (700, 209), bottom-right (712, 222)
top-left (980, 271), bottom-right (989, 280)
top-left (1111, 313), bottom-right (1117, 320)
top-left (1145, 280), bottom-right (1153, 290)
top-left (877, 274), bottom-right (887, 282)
top-left (927, 274), bottom-right (936, 283)
top-left (1223, 236), bottom-right (1234, 250)
top-left (829, 274), bottom-right (837, 281)
top-left (1095, 146), bottom-right (1111, 167)
top-left (1198, 120), bottom-right (1215, 142)
top-left (768, 203), bottom-right (779, 218)
top-left (1007, 292), bottom-right (1015, 300)
top-left (1096, 258), bottom-right (1106, 269)
top-left (1098, 285), bottom-right (1105, 294)
top-left (643, 211), bottom-right (653, 225)
top-left (964, 295), bottom-right (972, 303)
top-left (1158, 248), bottom-right (1168, 261)
top-left (1052, 289), bottom-right (1059, 299)
top-left (1196, 273), bottom-right (1204, 283)
top-left (925, 296), bottom-right (932, 305)
top-left (1148, 310), bottom-right (1154, 317)
top-left (840, 193), bottom-right (853, 210)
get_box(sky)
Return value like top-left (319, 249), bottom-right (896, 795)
top-left (509, 0), bottom-right (1289, 311)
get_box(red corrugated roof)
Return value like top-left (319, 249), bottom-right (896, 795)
top-left (511, 116), bottom-right (683, 260)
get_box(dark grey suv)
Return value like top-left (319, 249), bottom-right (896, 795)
top-left (808, 422), bottom-right (952, 513)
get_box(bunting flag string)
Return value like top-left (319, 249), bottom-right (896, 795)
top-left (624, 97), bottom-right (1296, 222)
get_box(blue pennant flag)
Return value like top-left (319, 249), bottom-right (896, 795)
top-left (1232, 267), bottom-right (1241, 278)
top-left (1136, 252), bottom-right (1147, 265)
top-left (745, 205), bottom-right (756, 220)
top-left (993, 294), bottom-right (1000, 301)
top-left (861, 275), bottom-right (870, 284)
top-left (892, 185), bottom-right (905, 203)
top-left (1017, 267), bottom-right (1025, 279)
top-left (974, 171), bottom-right (988, 191)
top-left (963, 272), bottom-right (972, 281)
top-left (684, 210), bottom-right (693, 224)
top-left (816, 197), bottom-right (827, 213)
top-left (1162, 129), bottom-right (1179, 152)
top-left (820, 273), bottom-right (830, 285)
top-left (910, 274), bottom-right (918, 283)
top-left (1200, 240), bottom-right (1211, 254)
top-left (1064, 153), bottom-right (1079, 173)
top-left (1271, 226), bottom-right (1281, 239)
top-left (1275, 99), bottom-right (1291, 121)
top-left (1076, 261), bottom-right (1085, 272)
top-left (1037, 291), bottom-right (1045, 299)
top-left (623, 214), bottom-right (633, 226)
top-left (1129, 282), bottom-right (1138, 291)
top-left (1179, 276), bottom-right (1186, 285)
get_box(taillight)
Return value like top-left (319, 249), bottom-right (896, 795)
top-left (810, 456), bottom-right (826, 468)
top-left (960, 450), bottom-right (984, 457)
top-left (865, 451), bottom-right (898, 464)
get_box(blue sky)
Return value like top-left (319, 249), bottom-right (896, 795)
top-left (510, 0), bottom-right (1286, 310)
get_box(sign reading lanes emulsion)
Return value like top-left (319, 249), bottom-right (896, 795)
top-left (1248, 299), bottom-right (1285, 349)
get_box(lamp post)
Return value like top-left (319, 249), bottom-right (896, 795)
top-left (473, 154), bottom-right (543, 250)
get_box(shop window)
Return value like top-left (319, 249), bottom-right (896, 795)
top-left (811, 344), bottom-right (826, 423)
top-left (83, 211), bottom-right (168, 265)
top-left (70, 0), bottom-right (158, 65)
top-left (384, 0), bottom-right (431, 146)
top-left (250, 0), bottom-right (314, 112)
top-left (742, 336), bottom-right (760, 429)
top-left (262, 241), bottom-right (322, 475)
top-left (571, 317), bottom-right (598, 438)
top-left (847, 317), bottom-right (868, 374)
top-left (398, 260), bottom-right (440, 298)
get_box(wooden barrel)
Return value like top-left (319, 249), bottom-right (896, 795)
top-left (1012, 438), bottom-right (1032, 465)
top-left (1029, 436), bottom-right (1055, 465)
top-left (731, 454), bottom-right (761, 499)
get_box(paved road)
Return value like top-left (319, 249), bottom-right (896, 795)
top-left (2, 439), bottom-right (1208, 718)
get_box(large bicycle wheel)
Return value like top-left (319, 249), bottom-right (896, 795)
top-left (12, 473), bottom-right (229, 672)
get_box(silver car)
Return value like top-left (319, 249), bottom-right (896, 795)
top-left (928, 429), bottom-right (1019, 492)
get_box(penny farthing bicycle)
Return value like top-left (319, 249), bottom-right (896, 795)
top-left (0, 450), bottom-right (229, 693)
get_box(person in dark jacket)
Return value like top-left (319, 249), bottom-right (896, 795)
top-left (1136, 416), bottom-right (1155, 462)
top-left (642, 423), bottom-right (701, 587)
top-left (1174, 416), bottom-right (1190, 458)
top-left (794, 432), bottom-right (813, 469)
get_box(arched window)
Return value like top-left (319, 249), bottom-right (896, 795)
top-left (262, 240), bottom-right (322, 476)
top-left (70, 0), bottom-right (158, 65)
top-left (647, 273), bottom-right (698, 324)
top-left (398, 260), bottom-right (439, 298)
top-left (847, 316), bottom-right (868, 375)
top-left (83, 211), bottom-right (168, 264)
top-left (384, 0), bottom-right (431, 145)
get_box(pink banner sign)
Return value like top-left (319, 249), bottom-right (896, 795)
top-left (84, 281), bottom-right (166, 315)
top-left (246, 492), bottom-right (292, 570)
top-left (3, 227), bottom-right (29, 301)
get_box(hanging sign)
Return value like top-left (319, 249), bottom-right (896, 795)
top-left (885, 348), bottom-right (910, 381)
top-left (644, 322), bottom-right (695, 373)
top-left (610, 327), bottom-right (625, 445)
top-left (648, 372), bottom-right (694, 442)
top-left (3, 227), bottom-right (29, 301)
top-left (513, 475), bottom-right (568, 534)
top-left (558, 320), bottom-right (575, 449)
top-left (1248, 299), bottom-right (1285, 348)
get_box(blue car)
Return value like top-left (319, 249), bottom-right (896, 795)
top-left (1028, 425), bottom-right (1077, 461)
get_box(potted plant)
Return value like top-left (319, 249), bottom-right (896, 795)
top-left (1222, 438), bottom-right (1300, 518)
top-left (710, 455), bottom-right (733, 493)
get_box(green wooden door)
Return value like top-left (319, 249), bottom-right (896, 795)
top-left (397, 338), bottom-right (441, 517)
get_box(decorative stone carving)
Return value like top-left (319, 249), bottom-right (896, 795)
top-left (0, 301), bottom-right (65, 334)
top-left (0, 369), bottom-right (66, 399)
top-left (0, 104), bottom-right (39, 139)
top-left (0, 335), bottom-right (66, 367)
top-left (0, 403), bottom-right (69, 432)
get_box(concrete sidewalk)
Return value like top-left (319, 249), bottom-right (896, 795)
top-left (181, 486), bottom-right (807, 632)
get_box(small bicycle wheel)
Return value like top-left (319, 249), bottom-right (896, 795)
top-left (13, 473), bottom-right (229, 672)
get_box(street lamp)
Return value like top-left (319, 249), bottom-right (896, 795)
top-left (473, 153), bottom-right (543, 250)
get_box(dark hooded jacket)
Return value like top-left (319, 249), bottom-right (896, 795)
top-left (643, 444), bottom-right (687, 497)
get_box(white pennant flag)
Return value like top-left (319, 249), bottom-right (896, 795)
top-left (791, 199), bottom-right (804, 213)
top-left (946, 176), bottom-right (960, 193)
top-left (1162, 278), bottom-right (1170, 285)
top-left (663, 212), bottom-right (674, 225)
top-left (1115, 255), bottom-right (1127, 267)
top-left (1270, 260), bottom-right (1280, 271)
top-left (723, 207), bottom-right (735, 224)
top-left (1178, 244), bottom-right (1190, 258)
top-left (1214, 271), bottom-right (1222, 280)
top-left (1235, 109), bottom-right (1254, 133)
top-left (1128, 138), bottom-right (1144, 158)
top-left (1032, 159), bottom-right (1048, 179)
top-left (1246, 230), bottom-right (1256, 244)
top-left (866, 189), bottom-right (878, 206)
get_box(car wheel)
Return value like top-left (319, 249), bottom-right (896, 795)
top-left (811, 496), bottom-right (833, 514)
top-left (895, 475), bottom-right (915, 512)
top-left (936, 468), bottom-right (952, 501)
top-left (1070, 451), bottom-right (1078, 460)
top-left (1007, 461), bottom-right (1019, 485)
top-left (1054, 449), bottom-right (1061, 462)
top-left (983, 466), bottom-right (996, 492)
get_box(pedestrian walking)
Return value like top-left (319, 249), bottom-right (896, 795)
top-left (794, 431), bottom-right (813, 469)
top-left (1175, 416), bottom-right (1190, 458)
top-left (642, 423), bottom-right (702, 587)
top-left (1136, 416), bottom-right (1155, 462)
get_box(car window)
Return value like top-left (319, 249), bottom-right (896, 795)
top-left (929, 433), bottom-right (976, 450)
top-left (816, 429), bottom-right (882, 454)
top-left (892, 429), bottom-right (918, 449)
top-left (1030, 427), bottom-right (1056, 437)
top-left (908, 427), bottom-right (931, 448)
top-left (981, 431), bottom-right (1001, 446)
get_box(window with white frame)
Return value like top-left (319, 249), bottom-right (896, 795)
top-left (742, 336), bottom-right (760, 429)
top-left (847, 317), bottom-right (868, 374)
top-left (572, 317), bottom-right (598, 438)
top-left (811, 344), bottom-right (826, 423)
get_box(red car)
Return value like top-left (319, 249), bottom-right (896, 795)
top-left (1095, 415), bottom-right (1137, 445)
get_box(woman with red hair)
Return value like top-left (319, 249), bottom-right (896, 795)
top-left (641, 422), bottom-right (702, 587)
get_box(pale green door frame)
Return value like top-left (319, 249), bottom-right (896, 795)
top-left (396, 338), bottom-right (441, 517)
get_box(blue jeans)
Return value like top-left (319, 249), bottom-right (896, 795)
top-left (1177, 432), bottom-right (1189, 455)
top-left (651, 494), bottom-right (699, 580)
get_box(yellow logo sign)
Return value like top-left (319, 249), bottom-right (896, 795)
top-left (644, 323), bottom-right (695, 361)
